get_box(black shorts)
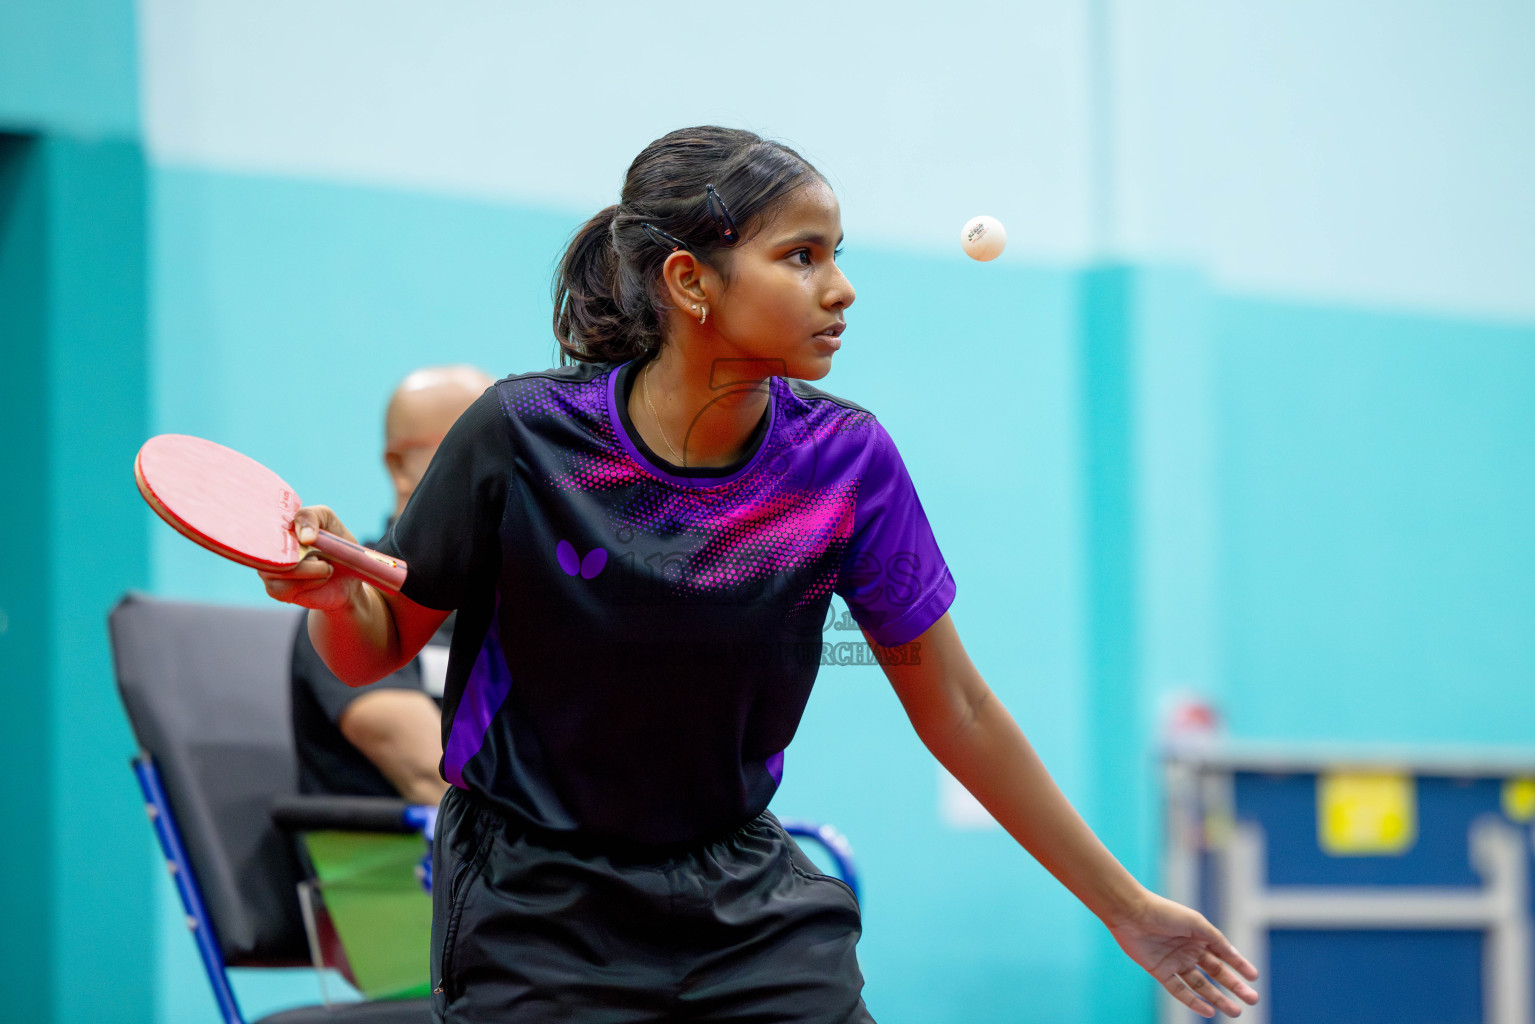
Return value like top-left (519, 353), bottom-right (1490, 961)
top-left (431, 787), bottom-right (875, 1023)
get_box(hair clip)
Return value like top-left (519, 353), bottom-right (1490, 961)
top-left (641, 222), bottom-right (689, 252)
top-left (705, 184), bottom-right (739, 246)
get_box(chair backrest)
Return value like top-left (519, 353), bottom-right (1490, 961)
top-left (109, 591), bottom-right (309, 965)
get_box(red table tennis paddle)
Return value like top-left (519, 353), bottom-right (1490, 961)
top-left (134, 434), bottom-right (407, 592)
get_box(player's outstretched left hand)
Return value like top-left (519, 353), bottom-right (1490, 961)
top-left (1106, 892), bottom-right (1260, 1018)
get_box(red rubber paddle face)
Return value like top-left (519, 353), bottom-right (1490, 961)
top-left (135, 434), bottom-right (307, 572)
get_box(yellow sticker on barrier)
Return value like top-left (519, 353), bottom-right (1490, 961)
top-left (1502, 778), bottom-right (1535, 823)
top-left (1317, 772), bottom-right (1416, 856)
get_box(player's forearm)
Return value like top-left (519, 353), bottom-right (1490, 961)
top-left (921, 688), bottom-right (1147, 926)
top-left (307, 583), bottom-right (409, 686)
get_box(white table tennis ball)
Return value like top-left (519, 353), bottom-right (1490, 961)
top-left (961, 215), bottom-right (1007, 261)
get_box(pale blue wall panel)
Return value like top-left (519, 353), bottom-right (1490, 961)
top-left (1110, 0), bottom-right (1535, 318)
top-left (137, 0), bottom-right (1096, 261)
top-left (137, 2), bottom-right (1535, 318)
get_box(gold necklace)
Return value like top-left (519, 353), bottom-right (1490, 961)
top-left (642, 361), bottom-right (684, 466)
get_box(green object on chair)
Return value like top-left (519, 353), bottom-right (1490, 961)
top-left (302, 831), bottom-right (433, 1000)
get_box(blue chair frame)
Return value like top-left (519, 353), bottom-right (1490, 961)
top-left (778, 818), bottom-right (862, 901)
top-left (134, 753), bottom-right (248, 1024)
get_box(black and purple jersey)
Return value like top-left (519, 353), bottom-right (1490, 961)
top-left (380, 359), bottom-right (953, 847)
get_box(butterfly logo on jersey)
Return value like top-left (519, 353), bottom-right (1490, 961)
top-left (556, 540), bottom-right (608, 580)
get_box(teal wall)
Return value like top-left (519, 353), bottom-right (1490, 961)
top-left (0, 4), bottom-right (154, 1022)
top-left (45, 137), bottom-right (154, 1024)
top-left (0, 0), bottom-right (139, 138)
top-left (1216, 300), bottom-right (1535, 741)
top-left (1, 2), bottom-right (1531, 1022)
top-left (0, 132), bottom-right (55, 1024)
top-left (0, 134), bottom-right (153, 1024)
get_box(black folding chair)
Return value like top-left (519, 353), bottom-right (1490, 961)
top-left (109, 592), bottom-right (431, 1024)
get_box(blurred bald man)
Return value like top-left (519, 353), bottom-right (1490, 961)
top-left (290, 365), bottom-right (495, 803)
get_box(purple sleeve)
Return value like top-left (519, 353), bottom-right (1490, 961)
top-left (835, 422), bottom-right (955, 647)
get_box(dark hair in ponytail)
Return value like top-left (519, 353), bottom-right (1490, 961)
top-left (553, 126), bottom-right (825, 364)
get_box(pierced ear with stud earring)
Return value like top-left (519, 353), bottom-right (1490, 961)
top-left (691, 303), bottom-right (707, 326)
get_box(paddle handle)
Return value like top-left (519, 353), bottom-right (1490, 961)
top-left (309, 530), bottom-right (408, 593)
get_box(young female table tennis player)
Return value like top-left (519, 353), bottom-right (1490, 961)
top-left (261, 126), bottom-right (1259, 1022)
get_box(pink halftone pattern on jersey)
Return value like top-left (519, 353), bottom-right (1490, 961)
top-left (505, 364), bottom-right (879, 603)
top-left (503, 372), bottom-right (651, 495)
top-left (551, 448), bottom-right (649, 493)
top-left (686, 483), bottom-right (857, 590)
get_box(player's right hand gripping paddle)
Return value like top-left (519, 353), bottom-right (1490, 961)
top-left (134, 433), bottom-right (407, 592)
